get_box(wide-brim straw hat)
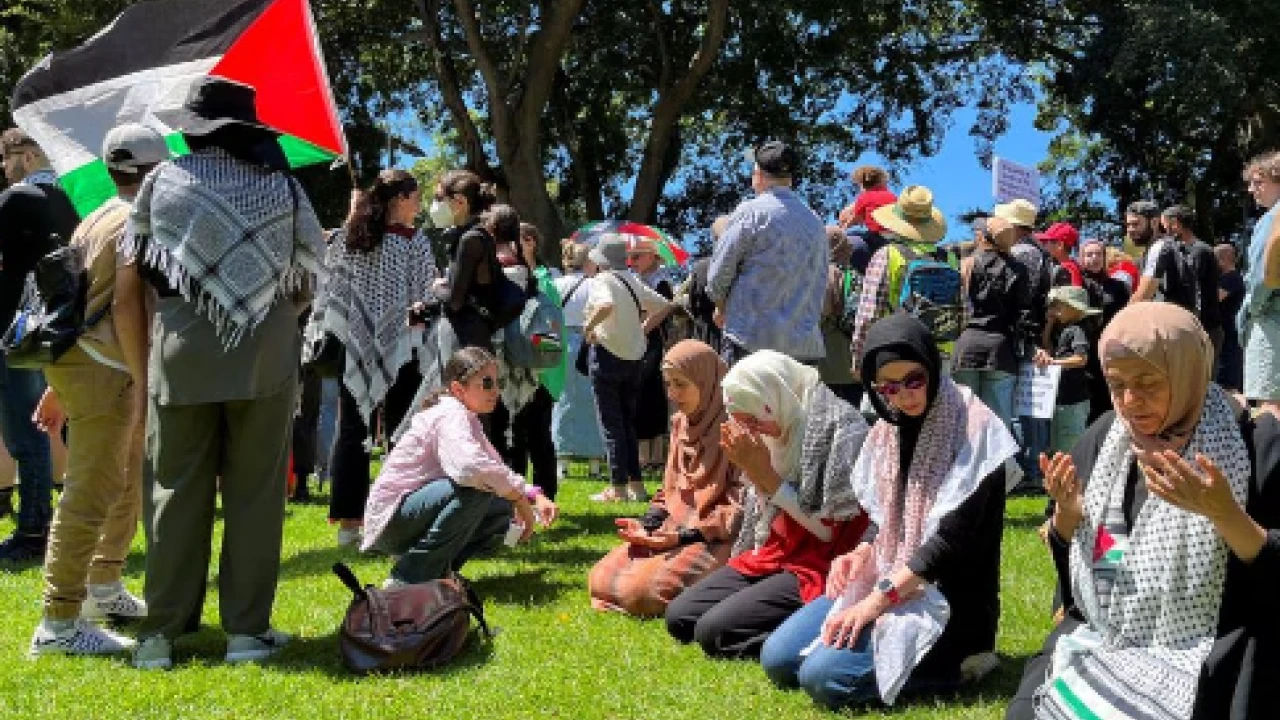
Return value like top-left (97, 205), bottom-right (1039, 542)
top-left (993, 198), bottom-right (1039, 229)
top-left (870, 185), bottom-right (947, 244)
top-left (1048, 285), bottom-right (1101, 316)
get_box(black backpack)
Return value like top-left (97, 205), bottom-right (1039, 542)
top-left (1, 238), bottom-right (103, 369)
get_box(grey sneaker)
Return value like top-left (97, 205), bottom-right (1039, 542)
top-left (29, 619), bottom-right (134, 658)
top-left (133, 634), bottom-right (173, 670)
top-left (81, 584), bottom-right (147, 621)
top-left (225, 628), bottom-right (291, 663)
top-left (336, 526), bottom-right (362, 548)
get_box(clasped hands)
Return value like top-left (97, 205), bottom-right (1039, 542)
top-left (718, 418), bottom-right (781, 496)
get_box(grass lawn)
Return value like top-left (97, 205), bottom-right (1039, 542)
top-left (0, 470), bottom-right (1055, 720)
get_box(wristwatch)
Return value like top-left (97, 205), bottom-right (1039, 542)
top-left (875, 577), bottom-right (902, 606)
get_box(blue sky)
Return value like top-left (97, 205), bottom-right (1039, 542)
top-left (836, 103), bottom-right (1055, 243)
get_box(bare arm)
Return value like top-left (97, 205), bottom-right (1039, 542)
top-left (1265, 222), bottom-right (1280, 288)
top-left (1130, 275), bottom-right (1159, 303)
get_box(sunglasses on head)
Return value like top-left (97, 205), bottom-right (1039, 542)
top-left (874, 370), bottom-right (928, 397)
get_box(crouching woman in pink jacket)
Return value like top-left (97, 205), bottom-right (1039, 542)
top-left (361, 347), bottom-right (558, 584)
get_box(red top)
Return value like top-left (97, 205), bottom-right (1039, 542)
top-left (1059, 259), bottom-right (1083, 287)
top-left (851, 189), bottom-right (898, 233)
top-left (728, 510), bottom-right (870, 602)
top-left (1109, 258), bottom-right (1140, 291)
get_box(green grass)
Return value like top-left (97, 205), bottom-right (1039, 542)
top-left (0, 474), bottom-right (1056, 720)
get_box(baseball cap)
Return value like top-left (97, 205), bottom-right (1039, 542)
top-left (1034, 222), bottom-right (1080, 248)
top-left (102, 123), bottom-right (171, 174)
top-left (744, 140), bottom-right (799, 178)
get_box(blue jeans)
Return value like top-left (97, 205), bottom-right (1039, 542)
top-left (0, 362), bottom-right (53, 534)
top-left (1015, 416), bottom-right (1051, 483)
top-left (375, 479), bottom-right (513, 583)
top-left (1050, 401), bottom-right (1090, 457)
top-left (950, 369), bottom-right (1015, 433)
top-left (589, 345), bottom-right (642, 486)
top-left (761, 596), bottom-right (878, 710)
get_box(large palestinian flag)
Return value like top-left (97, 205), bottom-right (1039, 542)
top-left (10, 0), bottom-right (347, 217)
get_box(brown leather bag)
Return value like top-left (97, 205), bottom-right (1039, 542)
top-left (332, 563), bottom-right (492, 673)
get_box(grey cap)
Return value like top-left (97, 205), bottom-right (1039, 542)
top-left (102, 123), bottom-right (170, 174)
top-left (589, 233), bottom-right (629, 269)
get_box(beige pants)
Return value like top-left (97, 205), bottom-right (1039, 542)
top-left (41, 348), bottom-right (143, 620)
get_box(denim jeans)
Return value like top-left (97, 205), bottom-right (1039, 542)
top-left (1015, 416), bottom-right (1051, 483)
top-left (0, 361), bottom-right (53, 535)
top-left (760, 596), bottom-right (878, 710)
top-left (1049, 400), bottom-right (1090, 457)
top-left (950, 369), bottom-right (1016, 434)
top-left (589, 345), bottom-right (643, 486)
top-left (376, 479), bottom-right (513, 584)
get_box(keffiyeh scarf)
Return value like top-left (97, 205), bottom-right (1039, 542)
top-left (121, 149), bottom-right (325, 348)
top-left (1036, 385), bottom-right (1250, 720)
top-left (305, 229), bottom-right (438, 420)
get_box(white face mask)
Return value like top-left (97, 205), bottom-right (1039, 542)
top-left (429, 199), bottom-right (457, 229)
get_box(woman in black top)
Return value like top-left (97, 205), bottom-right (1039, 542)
top-left (429, 169), bottom-right (502, 350)
top-left (952, 216), bottom-right (1031, 433)
top-left (1007, 302), bottom-right (1280, 720)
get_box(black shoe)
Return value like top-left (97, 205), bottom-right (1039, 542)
top-left (0, 532), bottom-right (48, 564)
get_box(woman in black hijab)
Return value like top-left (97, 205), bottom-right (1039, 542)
top-left (761, 313), bottom-right (1018, 710)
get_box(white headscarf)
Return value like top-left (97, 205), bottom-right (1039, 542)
top-left (721, 350), bottom-right (821, 483)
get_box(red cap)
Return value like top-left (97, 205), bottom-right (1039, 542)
top-left (1034, 222), bottom-right (1080, 249)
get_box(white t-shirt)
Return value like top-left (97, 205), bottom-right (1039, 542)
top-left (585, 270), bottom-right (669, 361)
top-left (554, 272), bottom-right (594, 327)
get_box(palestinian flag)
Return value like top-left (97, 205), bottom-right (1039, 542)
top-left (10, 0), bottom-right (346, 217)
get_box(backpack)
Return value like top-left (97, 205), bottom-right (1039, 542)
top-left (502, 290), bottom-right (565, 370)
top-left (332, 563), bottom-right (493, 674)
top-left (892, 245), bottom-right (964, 342)
top-left (1, 242), bottom-right (101, 369)
top-left (833, 268), bottom-right (863, 336)
top-left (1152, 240), bottom-right (1200, 313)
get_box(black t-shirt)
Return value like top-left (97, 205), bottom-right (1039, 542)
top-left (1221, 269), bottom-right (1246, 339)
top-left (1051, 322), bottom-right (1091, 405)
top-left (1186, 239), bottom-right (1222, 330)
top-left (1141, 238), bottom-right (1199, 312)
top-left (953, 248), bottom-right (1029, 373)
top-left (0, 182), bottom-right (80, 329)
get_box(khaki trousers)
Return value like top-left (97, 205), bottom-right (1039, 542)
top-left (41, 348), bottom-right (143, 620)
top-left (139, 383), bottom-right (294, 640)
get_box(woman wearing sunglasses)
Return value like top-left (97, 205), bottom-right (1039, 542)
top-left (360, 348), bottom-right (558, 585)
top-left (761, 312), bottom-right (1017, 710)
top-left (665, 350), bottom-right (871, 659)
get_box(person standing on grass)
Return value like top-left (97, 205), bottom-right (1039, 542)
top-left (0, 128), bottom-right (79, 564)
top-left (762, 313), bottom-right (1014, 710)
top-left (25, 124), bottom-right (167, 658)
top-left (589, 340), bottom-right (744, 617)
top-left (1216, 242), bottom-right (1245, 392)
top-left (1237, 151), bottom-right (1280, 418)
top-left (628, 238), bottom-right (677, 475)
top-left (362, 347), bottom-right (558, 585)
top-left (305, 170), bottom-right (436, 548)
top-left (582, 235), bottom-right (674, 503)
top-left (708, 140), bottom-right (828, 367)
top-left (1163, 204), bottom-right (1224, 370)
top-left (665, 350), bottom-right (870, 659)
top-left (552, 241), bottom-right (606, 480)
top-left (1037, 287), bottom-right (1099, 459)
top-left (120, 78), bottom-right (325, 669)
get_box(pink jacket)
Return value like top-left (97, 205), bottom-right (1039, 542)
top-left (361, 396), bottom-right (524, 552)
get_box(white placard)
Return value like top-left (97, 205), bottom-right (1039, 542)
top-left (1014, 362), bottom-right (1061, 420)
top-left (993, 156), bottom-right (1042, 207)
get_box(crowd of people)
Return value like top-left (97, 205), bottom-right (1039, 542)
top-left (0, 76), bottom-right (1277, 718)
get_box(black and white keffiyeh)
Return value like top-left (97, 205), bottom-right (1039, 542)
top-left (305, 229), bottom-right (438, 420)
top-left (1036, 384), bottom-right (1251, 720)
top-left (121, 149), bottom-right (326, 348)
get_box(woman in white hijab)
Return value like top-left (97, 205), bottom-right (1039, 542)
top-left (665, 351), bottom-right (871, 659)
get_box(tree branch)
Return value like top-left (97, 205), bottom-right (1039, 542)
top-left (515, 0), bottom-right (587, 139)
top-left (646, 0), bottom-right (674, 91)
top-left (416, 0), bottom-right (493, 176)
top-left (451, 0), bottom-right (506, 107)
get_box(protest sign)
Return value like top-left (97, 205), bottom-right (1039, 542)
top-left (1014, 362), bottom-right (1061, 420)
top-left (993, 157), bottom-right (1042, 206)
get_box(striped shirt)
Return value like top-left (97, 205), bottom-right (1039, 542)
top-left (708, 188), bottom-right (828, 360)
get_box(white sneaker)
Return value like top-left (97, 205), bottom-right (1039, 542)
top-left (29, 619), bottom-right (135, 658)
top-left (336, 527), bottom-right (362, 547)
top-left (225, 628), bottom-right (291, 663)
top-left (133, 634), bottom-right (172, 670)
top-left (381, 577), bottom-right (407, 590)
top-left (81, 584), bottom-right (147, 620)
top-left (556, 459), bottom-right (569, 480)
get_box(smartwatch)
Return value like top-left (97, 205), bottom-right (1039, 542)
top-left (875, 577), bottom-right (902, 606)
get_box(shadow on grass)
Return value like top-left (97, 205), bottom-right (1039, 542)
top-left (837, 652), bottom-right (1035, 716)
top-left (466, 568), bottom-right (574, 607)
top-left (265, 626), bottom-right (498, 679)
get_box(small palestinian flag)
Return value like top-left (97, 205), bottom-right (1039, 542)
top-left (10, 0), bottom-right (346, 217)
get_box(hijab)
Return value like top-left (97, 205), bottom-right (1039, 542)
top-left (662, 341), bottom-right (732, 493)
top-left (860, 311), bottom-right (942, 428)
top-left (1099, 302), bottom-right (1212, 454)
top-left (721, 350), bottom-right (821, 482)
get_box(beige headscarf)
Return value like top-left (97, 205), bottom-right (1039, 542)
top-left (721, 350), bottom-right (821, 482)
top-left (1099, 302), bottom-right (1213, 454)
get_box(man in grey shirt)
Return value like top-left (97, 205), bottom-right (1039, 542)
top-left (709, 140), bottom-right (828, 366)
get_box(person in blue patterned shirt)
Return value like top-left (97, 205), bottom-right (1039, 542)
top-left (708, 141), bottom-right (828, 366)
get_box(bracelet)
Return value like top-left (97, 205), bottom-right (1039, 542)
top-left (524, 485), bottom-right (543, 503)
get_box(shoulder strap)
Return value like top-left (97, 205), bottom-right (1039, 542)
top-left (561, 276), bottom-right (587, 308)
top-left (612, 272), bottom-right (642, 316)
